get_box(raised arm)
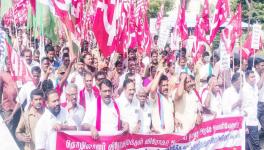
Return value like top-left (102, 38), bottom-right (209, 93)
top-left (149, 68), bottom-right (164, 100)
top-left (174, 73), bottom-right (187, 101)
top-left (58, 57), bottom-right (76, 87)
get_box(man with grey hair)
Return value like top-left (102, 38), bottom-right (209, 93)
top-left (64, 83), bottom-right (85, 129)
top-left (136, 88), bottom-right (152, 133)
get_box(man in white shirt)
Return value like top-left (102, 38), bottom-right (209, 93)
top-left (4, 66), bottom-right (42, 124)
top-left (222, 73), bottom-right (242, 115)
top-left (202, 76), bottom-right (222, 118)
top-left (174, 73), bottom-right (202, 134)
top-left (242, 70), bottom-right (260, 150)
top-left (79, 72), bottom-right (97, 110)
top-left (35, 90), bottom-right (76, 150)
top-left (198, 52), bottom-right (212, 87)
top-left (68, 60), bottom-right (85, 91)
top-left (116, 79), bottom-right (140, 133)
top-left (81, 79), bottom-right (129, 139)
top-left (136, 88), bottom-right (152, 134)
top-left (118, 60), bottom-right (142, 92)
top-left (149, 68), bottom-right (174, 133)
top-left (23, 49), bottom-right (40, 71)
top-left (65, 84), bottom-right (85, 130)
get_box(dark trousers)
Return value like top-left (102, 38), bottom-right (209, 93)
top-left (257, 102), bottom-right (264, 127)
top-left (246, 126), bottom-right (261, 150)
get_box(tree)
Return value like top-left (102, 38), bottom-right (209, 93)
top-left (231, 0), bottom-right (264, 24)
top-left (148, 0), bottom-right (174, 18)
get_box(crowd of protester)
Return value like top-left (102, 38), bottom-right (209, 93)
top-left (0, 27), bottom-right (263, 150)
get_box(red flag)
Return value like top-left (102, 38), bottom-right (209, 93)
top-left (242, 33), bottom-right (253, 60)
top-left (93, 0), bottom-right (122, 58)
top-left (209, 0), bottom-right (230, 44)
top-left (142, 15), bottom-right (152, 56)
top-left (6, 41), bottom-right (32, 83)
top-left (30, 0), bottom-right (36, 15)
top-left (136, 9), bottom-right (145, 48)
top-left (201, 0), bottom-right (210, 33)
top-left (241, 33), bottom-right (262, 60)
top-left (174, 0), bottom-right (188, 41)
top-left (116, 1), bottom-right (130, 55)
top-left (51, 0), bottom-right (75, 33)
top-left (221, 3), bottom-right (242, 54)
top-left (127, 0), bottom-right (137, 49)
top-left (3, 0), bottom-right (28, 26)
top-left (71, 0), bottom-right (83, 26)
top-left (156, 3), bottom-right (164, 31)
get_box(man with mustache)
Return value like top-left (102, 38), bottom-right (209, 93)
top-left (149, 67), bottom-right (174, 133)
top-left (174, 72), bottom-right (202, 134)
top-left (116, 79), bottom-right (140, 133)
top-left (81, 79), bottom-right (129, 139)
top-left (15, 89), bottom-right (45, 150)
top-left (35, 90), bottom-right (76, 150)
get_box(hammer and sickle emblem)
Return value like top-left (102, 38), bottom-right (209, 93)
top-left (97, 0), bottom-right (122, 46)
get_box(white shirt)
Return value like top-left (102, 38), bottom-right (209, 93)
top-left (118, 72), bottom-right (142, 91)
top-left (35, 108), bottom-right (68, 150)
top-left (199, 63), bottom-right (212, 87)
top-left (81, 89), bottom-right (97, 110)
top-left (242, 82), bottom-right (259, 126)
top-left (202, 90), bottom-right (222, 117)
top-left (66, 104), bottom-right (85, 129)
top-left (138, 103), bottom-right (152, 133)
top-left (151, 93), bottom-right (174, 134)
top-left (67, 71), bottom-right (84, 91)
top-left (26, 60), bottom-right (40, 71)
top-left (82, 100), bottom-right (119, 134)
top-left (222, 86), bottom-right (241, 115)
top-left (174, 90), bottom-right (200, 134)
top-left (116, 93), bottom-right (140, 132)
top-left (16, 81), bottom-right (37, 110)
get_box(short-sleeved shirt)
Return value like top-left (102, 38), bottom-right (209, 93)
top-left (116, 93), bottom-right (140, 132)
top-left (35, 108), bottom-right (68, 150)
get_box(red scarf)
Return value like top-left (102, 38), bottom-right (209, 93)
top-left (194, 89), bottom-right (203, 104)
top-left (79, 87), bottom-right (100, 110)
top-left (96, 96), bottom-right (121, 131)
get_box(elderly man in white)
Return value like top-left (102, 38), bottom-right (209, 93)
top-left (64, 84), bottom-right (85, 130)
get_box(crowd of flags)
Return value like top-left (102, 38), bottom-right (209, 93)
top-left (0, 0), bottom-right (263, 83)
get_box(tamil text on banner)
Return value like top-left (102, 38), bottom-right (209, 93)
top-left (56, 116), bottom-right (245, 150)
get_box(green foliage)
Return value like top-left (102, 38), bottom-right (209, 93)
top-left (148, 0), bottom-right (174, 18)
top-left (231, 0), bottom-right (264, 24)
